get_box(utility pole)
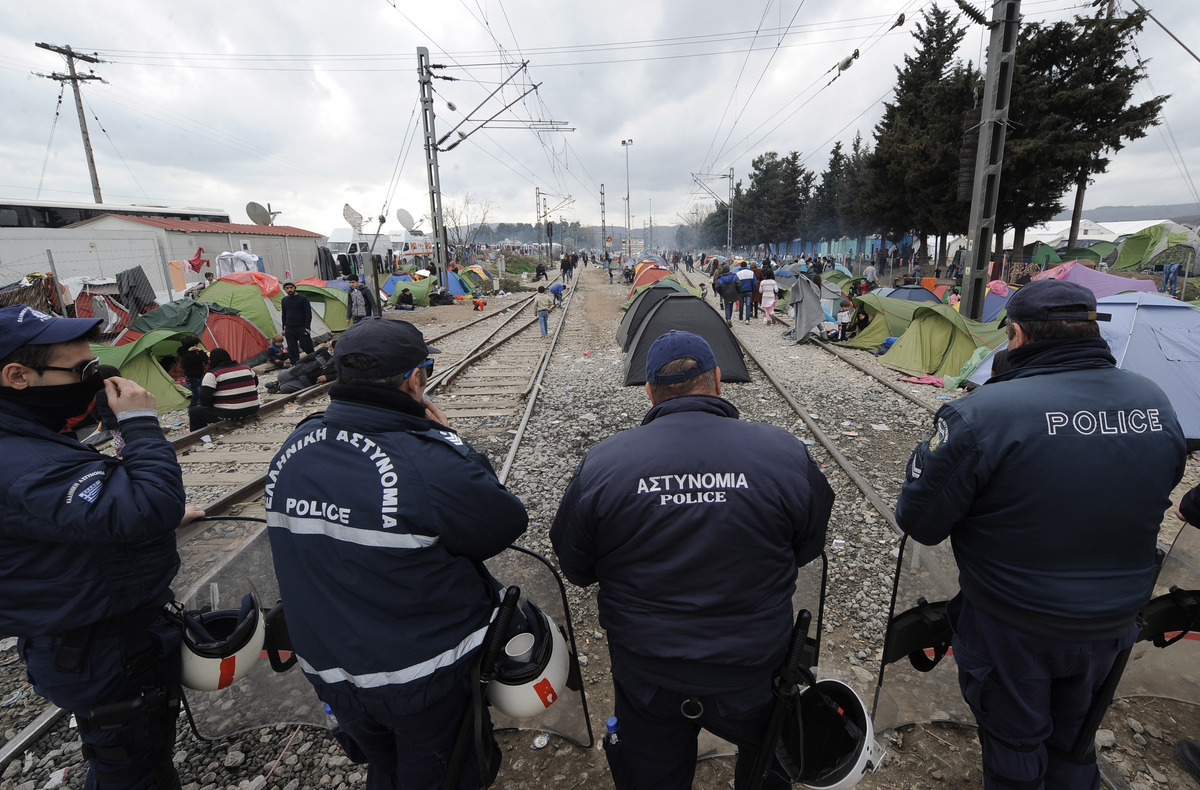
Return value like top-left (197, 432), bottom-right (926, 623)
top-left (959, 0), bottom-right (1021, 321)
top-left (648, 198), bottom-right (654, 255)
top-left (621, 139), bottom-right (634, 261)
top-left (35, 43), bottom-right (105, 203)
top-left (417, 47), bottom-right (450, 284)
top-left (600, 184), bottom-right (607, 256)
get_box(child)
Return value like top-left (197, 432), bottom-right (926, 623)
top-left (836, 305), bottom-right (852, 341)
top-left (267, 334), bottom-right (286, 368)
top-left (699, 282), bottom-right (709, 301)
top-left (472, 297), bottom-right (486, 311)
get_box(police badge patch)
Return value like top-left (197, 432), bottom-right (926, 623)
top-left (928, 418), bottom-right (948, 451)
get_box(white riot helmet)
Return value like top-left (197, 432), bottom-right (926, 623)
top-left (487, 601), bottom-right (571, 718)
top-left (792, 678), bottom-right (883, 790)
top-left (179, 591), bottom-right (265, 692)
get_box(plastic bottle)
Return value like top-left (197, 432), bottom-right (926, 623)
top-left (604, 716), bottom-right (619, 749)
top-left (323, 704), bottom-right (338, 731)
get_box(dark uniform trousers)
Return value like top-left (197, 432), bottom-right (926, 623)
top-left (20, 615), bottom-right (181, 790)
top-left (949, 595), bottom-right (1137, 790)
top-left (326, 680), bottom-right (500, 790)
top-left (607, 674), bottom-right (790, 790)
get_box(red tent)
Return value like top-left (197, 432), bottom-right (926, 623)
top-left (627, 266), bottom-right (673, 298)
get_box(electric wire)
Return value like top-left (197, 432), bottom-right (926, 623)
top-left (35, 86), bottom-right (65, 199)
top-left (82, 95), bottom-right (151, 202)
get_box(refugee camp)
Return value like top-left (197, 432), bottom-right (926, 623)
top-left (1, 3), bottom-right (1199, 789)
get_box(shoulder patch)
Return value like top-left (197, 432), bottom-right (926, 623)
top-left (928, 418), bottom-right (949, 452)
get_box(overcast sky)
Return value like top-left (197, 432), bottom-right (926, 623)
top-left (2, 0), bottom-right (1197, 240)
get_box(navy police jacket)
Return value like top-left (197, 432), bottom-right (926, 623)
top-left (895, 339), bottom-right (1186, 640)
top-left (265, 385), bottom-right (528, 716)
top-left (552, 395), bottom-right (833, 694)
top-left (0, 400), bottom-right (184, 636)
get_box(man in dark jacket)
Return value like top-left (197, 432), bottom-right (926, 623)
top-left (552, 331), bottom-right (833, 789)
top-left (895, 280), bottom-right (1187, 790)
top-left (266, 318), bottom-right (528, 789)
top-left (715, 265), bottom-right (740, 327)
top-left (268, 344), bottom-right (336, 394)
top-left (280, 281), bottom-right (314, 365)
top-left (0, 305), bottom-right (202, 789)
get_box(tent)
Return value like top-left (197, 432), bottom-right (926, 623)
top-left (460, 266), bottom-right (493, 293)
top-left (93, 329), bottom-right (192, 413)
top-left (822, 270), bottom-right (851, 291)
top-left (1146, 242), bottom-right (1198, 282)
top-left (199, 271), bottom-right (332, 341)
top-left (627, 266), bottom-right (674, 297)
top-left (1023, 241), bottom-right (1061, 267)
top-left (884, 284), bottom-right (941, 303)
top-left (384, 275), bottom-right (436, 307)
top-left (782, 276), bottom-right (828, 342)
top-left (620, 278), bottom-right (694, 311)
top-left (1031, 260), bottom-right (1156, 298)
top-left (881, 304), bottom-right (1008, 378)
top-left (618, 282), bottom-right (696, 350)
top-left (1059, 248), bottom-right (1103, 266)
top-left (295, 283), bottom-right (351, 332)
top-left (841, 294), bottom-right (923, 350)
top-left (1098, 293), bottom-right (1200, 446)
top-left (116, 298), bottom-right (270, 365)
top-left (1112, 222), bottom-right (1200, 271)
top-left (622, 294), bottom-right (750, 385)
top-left (444, 270), bottom-right (474, 297)
top-left (981, 280), bottom-right (1015, 324)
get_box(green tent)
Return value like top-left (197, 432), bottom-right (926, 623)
top-left (841, 294), bottom-right (923, 350)
top-left (880, 304), bottom-right (1008, 378)
top-left (1024, 241), bottom-right (1061, 267)
top-left (1059, 247), bottom-right (1102, 266)
top-left (620, 278), bottom-right (696, 310)
top-left (1113, 223), bottom-right (1199, 270)
top-left (297, 284), bottom-right (350, 332)
top-left (822, 270), bottom-right (851, 290)
top-left (386, 276), bottom-right (436, 307)
top-left (125, 298), bottom-right (240, 336)
top-left (93, 328), bottom-right (191, 413)
top-left (199, 280), bottom-right (331, 340)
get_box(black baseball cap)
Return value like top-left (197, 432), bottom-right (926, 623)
top-left (645, 331), bottom-right (717, 384)
top-left (335, 317), bottom-right (441, 380)
top-left (0, 305), bottom-right (102, 362)
top-left (1005, 280), bottom-right (1111, 324)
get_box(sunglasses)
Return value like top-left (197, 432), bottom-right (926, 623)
top-left (404, 358), bottom-right (435, 379)
top-left (34, 357), bottom-right (102, 382)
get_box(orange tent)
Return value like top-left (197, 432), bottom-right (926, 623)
top-left (627, 267), bottom-right (674, 298)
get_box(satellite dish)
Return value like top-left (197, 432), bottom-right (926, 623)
top-left (396, 208), bottom-right (416, 231)
top-left (343, 204), bottom-right (364, 232)
top-left (246, 202), bottom-right (273, 226)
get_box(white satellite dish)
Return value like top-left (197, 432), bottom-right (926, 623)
top-left (246, 202), bottom-right (274, 226)
top-left (396, 208), bottom-right (416, 231)
top-left (343, 204), bottom-right (364, 232)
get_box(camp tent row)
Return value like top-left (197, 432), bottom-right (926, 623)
top-left (617, 277), bottom-right (750, 387)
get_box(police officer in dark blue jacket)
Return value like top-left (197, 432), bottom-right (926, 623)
top-left (265, 317), bottom-right (528, 790)
top-left (552, 330), bottom-right (834, 789)
top-left (896, 280), bottom-right (1187, 790)
top-left (0, 305), bottom-right (203, 789)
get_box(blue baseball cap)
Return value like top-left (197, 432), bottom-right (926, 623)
top-left (335, 317), bottom-right (441, 380)
top-left (1006, 280), bottom-right (1111, 324)
top-left (0, 305), bottom-right (102, 362)
top-left (645, 330), bottom-right (717, 384)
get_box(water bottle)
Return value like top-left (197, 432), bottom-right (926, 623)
top-left (323, 704), bottom-right (338, 731)
top-left (604, 716), bottom-right (619, 749)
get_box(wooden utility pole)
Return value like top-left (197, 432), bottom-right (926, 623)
top-left (35, 43), bottom-right (105, 203)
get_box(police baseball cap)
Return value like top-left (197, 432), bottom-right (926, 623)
top-left (1005, 279), bottom-right (1111, 324)
top-left (645, 330), bottom-right (717, 384)
top-left (0, 305), bottom-right (102, 363)
top-left (334, 317), bottom-right (441, 380)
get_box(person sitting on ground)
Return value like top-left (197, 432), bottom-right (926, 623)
top-left (397, 288), bottom-right (415, 311)
top-left (188, 348), bottom-right (260, 431)
top-left (269, 343), bottom-right (336, 394)
top-left (266, 334), bottom-right (286, 368)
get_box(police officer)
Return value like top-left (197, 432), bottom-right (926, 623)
top-left (0, 305), bottom-right (203, 789)
top-left (552, 330), bottom-right (833, 789)
top-left (895, 280), bottom-right (1187, 790)
top-left (265, 317), bottom-right (528, 789)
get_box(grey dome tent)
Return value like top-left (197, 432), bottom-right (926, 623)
top-left (617, 281), bottom-right (691, 351)
top-left (623, 294), bottom-right (751, 385)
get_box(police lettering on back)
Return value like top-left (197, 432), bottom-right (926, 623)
top-left (636, 471), bottom-right (749, 506)
top-left (1045, 408), bottom-right (1163, 435)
